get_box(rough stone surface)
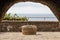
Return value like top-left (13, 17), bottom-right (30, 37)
top-left (0, 32), bottom-right (60, 40)
top-left (0, 21), bottom-right (59, 32)
top-left (22, 25), bottom-right (37, 35)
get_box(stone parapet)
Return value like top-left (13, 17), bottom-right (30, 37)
top-left (0, 21), bottom-right (59, 32)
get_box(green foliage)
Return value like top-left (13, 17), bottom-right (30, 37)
top-left (3, 13), bottom-right (28, 21)
top-left (21, 16), bottom-right (28, 21)
top-left (12, 14), bottom-right (20, 20)
top-left (3, 13), bottom-right (11, 20)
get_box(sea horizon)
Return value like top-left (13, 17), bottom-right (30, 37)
top-left (10, 13), bottom-right (58, 21)
top-left (11, 13), bottom-right (56, 17)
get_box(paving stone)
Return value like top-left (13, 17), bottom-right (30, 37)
top-left (0, 32), bottom-right (60, 40)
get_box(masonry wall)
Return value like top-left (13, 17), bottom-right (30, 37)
top-left (0, 21), bottom-right (59, 32)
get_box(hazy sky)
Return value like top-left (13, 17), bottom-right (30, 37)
top-left (7, 2), bottom-right (53, 14)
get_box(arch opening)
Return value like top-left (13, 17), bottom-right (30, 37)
top-left (3, 2), bottom-right (58, 21)
top-left (0, 0), bottom-right (60, 22)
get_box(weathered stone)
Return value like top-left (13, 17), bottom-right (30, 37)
top-left (0, 21), bottom-right (59, 32)
top-left (22, 25), bottom-right (37, 35)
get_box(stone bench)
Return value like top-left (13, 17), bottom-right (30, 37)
top-left (22, 25), bottom-right (37, 35)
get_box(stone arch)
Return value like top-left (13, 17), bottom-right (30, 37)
top-left (0, 0), bottom-right (60, 21)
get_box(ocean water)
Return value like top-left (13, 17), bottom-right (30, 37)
top-left (16, 14), bottom-right (55, 17)
top-left (11, 14), bottom-right (58, 21)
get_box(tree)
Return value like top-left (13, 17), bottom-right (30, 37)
top-left (13, 14), bottom-right (19, 20)
top-left (3, 13), bottom-right (28, 21)
top-left (21, 16), bottom-right (28, 21)
top-left (3, 13), bottom-right (11, 20)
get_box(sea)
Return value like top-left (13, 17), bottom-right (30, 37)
top-left (11, 14), bottom-right (58, 21)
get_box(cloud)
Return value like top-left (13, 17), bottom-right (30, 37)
top-left (7, 2), bottom-right (53, 14)
top-left (11, 2), bottom-right (46, 8)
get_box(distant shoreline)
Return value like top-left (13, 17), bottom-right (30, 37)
top-left (10, 14), bottom-right (56, 17)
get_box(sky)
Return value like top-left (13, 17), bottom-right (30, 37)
top-left (6, 2), bottom-right (54, 14)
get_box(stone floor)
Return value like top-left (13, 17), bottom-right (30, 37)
top-left (0, 32), bottom-right (60, 40)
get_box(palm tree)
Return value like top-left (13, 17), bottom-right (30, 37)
top-left (21, 16), bottom-right (28, 21)
top-left (3, 13), bottom-right (11, 20)
top-left (13, 14), bottom-right (19, 20)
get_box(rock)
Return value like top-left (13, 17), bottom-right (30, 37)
top-left (22, 25), bottom-right (37, 35)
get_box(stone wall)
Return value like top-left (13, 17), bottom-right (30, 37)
top-left (0, 21), bottom-right (59, 32)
